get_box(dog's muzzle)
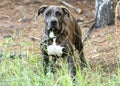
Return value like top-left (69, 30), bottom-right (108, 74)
top-left (49, 19), bottom-right (58, 31)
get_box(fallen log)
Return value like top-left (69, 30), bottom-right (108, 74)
top-left (0, 52), bottom-right (28, 59)
top-left (58, 0), bottom-right (82, 14)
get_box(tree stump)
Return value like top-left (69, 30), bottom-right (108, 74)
top-left (95, 0), bottom-right (115, 28)
top-left (115, 0), bottom-right (120, 27)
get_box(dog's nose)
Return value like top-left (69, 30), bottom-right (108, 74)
top-left (51, 20), bottom-right (57, 26)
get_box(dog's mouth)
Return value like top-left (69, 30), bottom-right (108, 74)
top-left (49, 27), bottom-right (57, 31)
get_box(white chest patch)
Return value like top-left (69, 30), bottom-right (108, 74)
top-left (49, 31), bottom-right (56, 38)
top-left (47, 31), bottom-right (64, 56)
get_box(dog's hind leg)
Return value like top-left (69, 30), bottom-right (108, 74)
top-left (67, 55), bottom-right (76, 82)
top-left (78, 42), bottom-right (87, 69)
top-left (75, 32), bottom-right (87, 69)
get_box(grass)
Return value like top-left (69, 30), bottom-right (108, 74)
top-left (0, 38), bottom-right (120, 86)
top-left (0, 51), bottom-right (119, 86)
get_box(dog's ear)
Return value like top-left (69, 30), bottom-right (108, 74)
top-left (34, 5), bottom-right (48, 21)
top-left (38, 5), bottom-right (48, 15)
top-left (61, 6), bottom-right (70, 17)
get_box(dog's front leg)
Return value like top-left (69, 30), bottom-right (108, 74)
top-left (42, 55), bottom-right (49, 75)
top-left (67, 55), bottom-right (76, 82)
top-left (41, 43), bottom-right (49, 75)
top-left (50, 56), bottom-right (57, 73)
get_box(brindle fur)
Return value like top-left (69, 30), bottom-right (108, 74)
top-left (36, 5), bottom-right (87, 81)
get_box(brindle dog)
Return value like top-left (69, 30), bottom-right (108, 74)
top-left (35, 5), bottom-right (87, 81)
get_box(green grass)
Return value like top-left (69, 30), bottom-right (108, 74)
top-left (0, 38), bottom-right (120, 86)
top-left (0, 53), bottom-right (119, 86)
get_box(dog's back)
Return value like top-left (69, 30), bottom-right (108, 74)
top-left (63, 15), bottom-right (82, 44)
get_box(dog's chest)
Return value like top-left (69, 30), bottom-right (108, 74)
top-left (47, 31), bottom-right (64, 56)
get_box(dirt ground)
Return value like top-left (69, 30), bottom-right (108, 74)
top-left (0, 0), bottom-right (120, 73)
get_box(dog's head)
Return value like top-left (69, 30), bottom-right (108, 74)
top-left (35, 5), bottom-right (70, 33)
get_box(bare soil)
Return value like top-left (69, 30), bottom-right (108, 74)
top-left (0, 0), bottom-right (120, 73)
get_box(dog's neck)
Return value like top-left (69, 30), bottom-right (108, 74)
top-left (41, 26), bottom-right (67, 44)
top-left (46, 28), bottom-right (66, 39)
top-left (49, 31), bottom-right (56, 38)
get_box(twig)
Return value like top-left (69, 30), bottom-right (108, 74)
top-left (58, 0), bottom-right (82, 14)
top-left (29, 36), bottom-right (40, 42)
top-left (78, 18), bottom-right (95, 25)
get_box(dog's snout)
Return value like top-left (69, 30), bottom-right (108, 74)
top-left (51, 20), bottom-right (57, 26)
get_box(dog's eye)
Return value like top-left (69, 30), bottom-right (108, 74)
top-left (56, 11), bottom-right (62, 17)
top-left (46, 11), bottom-right (51, 16)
